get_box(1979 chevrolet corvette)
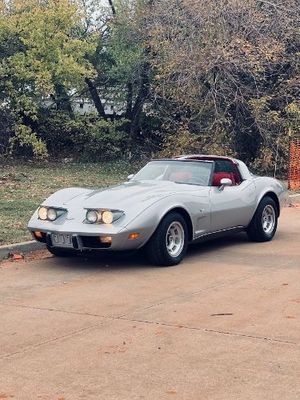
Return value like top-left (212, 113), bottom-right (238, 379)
top-left (28, 155), bottom-right (287, 266)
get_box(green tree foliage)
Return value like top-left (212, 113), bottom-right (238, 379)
top-left (0, 0), bottom-right (299, 173)
top-left (0, 0), bottom-right (96, 157)
top-left (84, 0), bottom-right (152, 143)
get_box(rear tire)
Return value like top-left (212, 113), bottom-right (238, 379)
top-left (145, 212), bottom-right (188, 266)
top-left (46, 245), bottom-right (76, 257)
top-left (246, 196), bottom-right (278, 242)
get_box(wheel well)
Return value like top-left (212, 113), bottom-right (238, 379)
top-left (165, 207), bottom-right (194, 241)
top-left (263, 192), bottom-right (280, 217)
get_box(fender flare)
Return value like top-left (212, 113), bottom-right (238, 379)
top-left (255, 189), bottom-right (280, 217)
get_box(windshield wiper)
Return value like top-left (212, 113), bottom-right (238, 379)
top-left (173, 181), bottom-right (202, 186)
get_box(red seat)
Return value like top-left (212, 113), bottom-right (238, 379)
top-left (212, 172), bottom-right (235, 186)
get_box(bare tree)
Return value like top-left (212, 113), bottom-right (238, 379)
top-left (147, 0), bottom-right (299, 172)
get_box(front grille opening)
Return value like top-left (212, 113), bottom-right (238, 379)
top-left (80, 236), bottom-right (111, 249)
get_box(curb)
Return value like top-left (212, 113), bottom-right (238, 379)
top-left (0, 241), bottom-right (45, 261)
top-left (289, 193), bottom-right (300, 205)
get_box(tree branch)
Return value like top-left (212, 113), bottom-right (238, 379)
top-left (107, 0), bottom-right (116, 15)
top-left (125, 82), bottom-right (133, 119)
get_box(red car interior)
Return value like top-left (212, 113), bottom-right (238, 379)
top-left (212, 172), bottom-right (236, 186)
top-left (181, 155), bottom-right (242, 186)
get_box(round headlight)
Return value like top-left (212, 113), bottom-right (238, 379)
top-left (86, 210), bottom-right (99, 224)
top-left (38, 206), bottom-right (48, 220)
top-left (102, 210), bottom-right (113, 224)
top-left (47, 208), bottom-right (57, 221)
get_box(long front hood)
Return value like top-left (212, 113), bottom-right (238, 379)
top-left (52, 180), bottom-right (203, 210)
top-left (76, 180), bottom-right (180, 210)
top-left (30, 180), bottom-right (207, 231)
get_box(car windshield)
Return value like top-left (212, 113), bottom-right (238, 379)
top-left (132, 160), bottom-right (213, 186)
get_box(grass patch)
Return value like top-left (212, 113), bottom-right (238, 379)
top-left (0, 160), bottom-right (136, 245)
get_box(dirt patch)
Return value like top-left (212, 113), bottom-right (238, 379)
top-left (0, 249), bottom-right (51, 268)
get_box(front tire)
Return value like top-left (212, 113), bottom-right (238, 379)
top-left (247, 196), bottom-right (278, 242)
top-left (145, 212), bottom-right (188, 266)
top-left (46, 245), bottom-right (76, 257)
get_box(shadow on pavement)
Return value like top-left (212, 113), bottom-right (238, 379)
top-left (43, 232), bottom-right (252, 272)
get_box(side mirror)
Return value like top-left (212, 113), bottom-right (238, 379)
top-left (127, 174), bottom-right (134, 180)
top-left (219, 178), bottom-right (232, 191)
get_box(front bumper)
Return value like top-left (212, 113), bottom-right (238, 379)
top-left (28, 222), bottom-right (147, 251)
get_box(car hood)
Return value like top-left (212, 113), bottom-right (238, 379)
top-left (62, 180), bottom-right (202, 210)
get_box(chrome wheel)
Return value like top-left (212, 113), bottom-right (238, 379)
top-left (261, 205), bottom-right (276, 234)
top-left (165, 221), bottom-right (185, 257)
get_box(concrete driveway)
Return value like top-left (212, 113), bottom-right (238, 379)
top-left (0, 207), bottom-right (299, 400)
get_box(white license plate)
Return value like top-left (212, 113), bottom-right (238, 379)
top-left (51, 233), bottom-right (73, 248)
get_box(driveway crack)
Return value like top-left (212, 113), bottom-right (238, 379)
top-left (118, 316), bottom-right (298, 346)
top-left (0, 323), bottom-right (102, 360)
top-left (0, 302), bottom-right (106, 318)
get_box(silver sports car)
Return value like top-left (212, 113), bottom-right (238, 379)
top-left (28, 155), bottom-right (287, 266)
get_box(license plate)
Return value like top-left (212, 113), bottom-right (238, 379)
top-left (51, 233), bottom-right (73, 248)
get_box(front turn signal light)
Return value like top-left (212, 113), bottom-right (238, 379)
top-left (128, 233), bottom-right (140, 240)
top-left (34, 231), bottom-right (43, 239)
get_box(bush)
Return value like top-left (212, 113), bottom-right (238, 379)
top-left (69, 117), bottom-right (130, 161)
top-left (10, 124), bottom-right (48, 159)
top-left (0, 110), bottom-right (14, 155)
top-left (38, 111), bottom-right (75, 156)
top-left (38, 112), bottom-right (130, 161)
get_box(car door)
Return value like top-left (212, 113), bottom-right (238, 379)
top-left (209, 179), bottom-right (256, 232)
top-left (189, 186), bottom-right (212, 238)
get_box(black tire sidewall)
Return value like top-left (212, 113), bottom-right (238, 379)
top-left (247, 197), bottom-right (278, 242)
top-left (146, 212), bottom-right (188, 266)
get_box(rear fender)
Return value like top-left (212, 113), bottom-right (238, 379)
top-left (253, 179), bottom-right (286, 218)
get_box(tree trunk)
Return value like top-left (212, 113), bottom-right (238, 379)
top-left (85, 78), bottom-right (107, 120)
top-left (125, 82), bottom-right (133, 119)
top-left (130, 60), bottom-right (150, 137)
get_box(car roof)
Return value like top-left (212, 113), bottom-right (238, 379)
top-left (151, 158), bottom-right (214, 163)
top-left (177, 154), bottom-right (238, 164)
